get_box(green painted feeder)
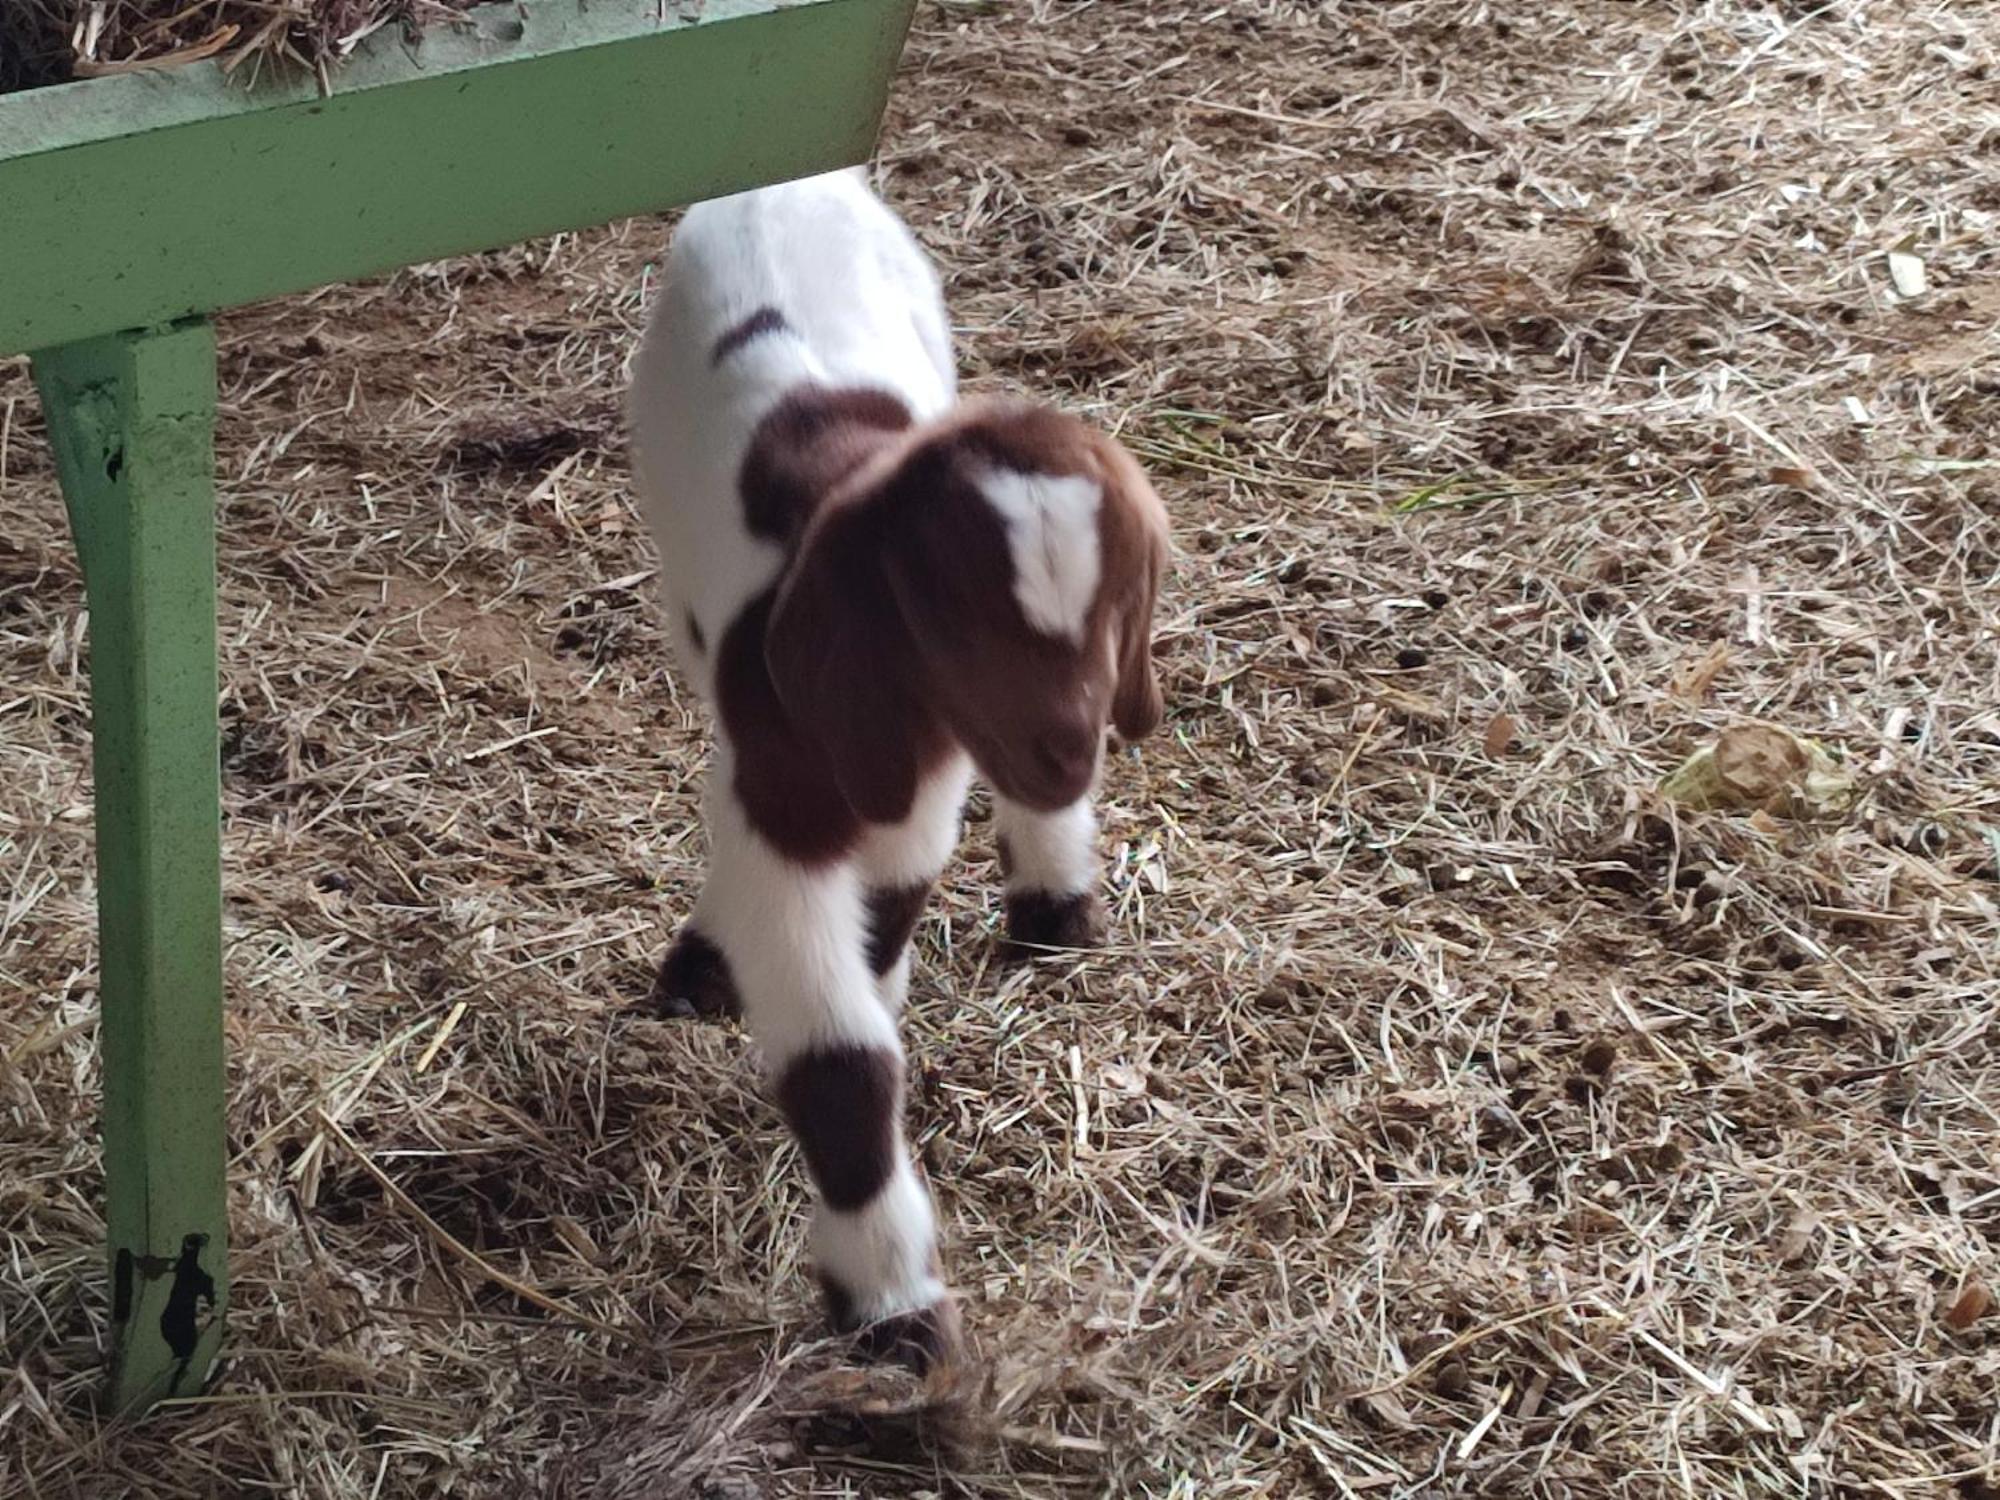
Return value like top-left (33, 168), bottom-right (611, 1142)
top-left (0, 0), bottom-right (915, 1418)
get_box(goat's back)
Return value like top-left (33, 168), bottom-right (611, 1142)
top-left (628, 169), bottom-right (957, 684)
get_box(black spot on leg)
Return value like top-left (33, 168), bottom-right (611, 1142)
top-left (858, 1301), bottom-right (962, 1373)
top-left (776, 1045), bottom-right (900, 1211)
top-left (685, 611), bottom-right (706, 656)
top-left (647, 928), bottom-right (740, 1020)
top-left (865, 883), bottom-right (930, 978)
top-left (820, 1273), bottom-right (857, 1332)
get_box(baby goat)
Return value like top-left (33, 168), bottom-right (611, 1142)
top-left (627, 167), bottom-right (1169, 1369)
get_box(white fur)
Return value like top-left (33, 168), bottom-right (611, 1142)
top-left (857, 753), bottom-right (972, 1016)
top-left (697, 765), bottom-right (896, 1062)
top-left (813, 1167), bottom-right (947, 1324)
top-left (878, 948), bottom-right (916, 1018)
top-left (975, 469), bottom-right (1103, 645)
top-left (855, 752), bottom-right (972, 890)
top-left (995, 793), bottom-right (1101, 897)
top-left (701, 773), bottom-right (941, 1314)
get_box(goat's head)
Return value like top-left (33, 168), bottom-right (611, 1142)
top-left (764, 400), bottom-right (1169, 823)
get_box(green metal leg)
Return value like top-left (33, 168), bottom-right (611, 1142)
top-left (32, 320), bottom-right (228, 1417)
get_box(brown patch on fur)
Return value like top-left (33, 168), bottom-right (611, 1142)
top-left (866, 883), bottom-right (931, 978)
top-left (1003, 889), bottom-right (1106, 953)
top-left (709, 305), bottom-right (791, 367)
top-left (647, 927), bottom-right (739, 1019)
top-left (738, 385), bottom-right (913, 544)
top-left (758, 518), bottom-right (954, 833)
top-left (776, 1045), bottom-right (901, 1212)
top-left (1086, 428), bottom-right (1172, 744)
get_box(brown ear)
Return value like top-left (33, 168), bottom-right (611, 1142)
top-left (1101, 438), bottom-right (1169, 743)
top-left (763, 525), bottom-right (922, 825)
top-left (1112, 581), bottom-right (1164, 741)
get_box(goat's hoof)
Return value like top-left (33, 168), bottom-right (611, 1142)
top-left (823, 1277), bottom-right (964, 1373)
top-left (1001, 889), bottom-right (1105, 957)
top-left (646, 929), bottom-right (741, 1020)
top-left (852, 1299), bottom-right (964, 1376)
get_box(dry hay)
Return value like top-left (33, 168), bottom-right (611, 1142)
top-left (4, 0), bottom-right (2000, 1495)
top-left (0, 1), bottom-right (470, 92)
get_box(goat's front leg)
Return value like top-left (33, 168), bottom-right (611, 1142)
top-left (855, 754), bottom-right (971, 1015)
top-left (994, 793), bottom-right (1106, 953)
top-left (703, 809), bottom-right (958, 1370)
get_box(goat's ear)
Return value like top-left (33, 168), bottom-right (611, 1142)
top-left (1101, 438), bottom-right (1170, 743)
top-left (764, 526), bottom-right (922, 825)
top-left (1112, 587), bottom-right (1164, 742)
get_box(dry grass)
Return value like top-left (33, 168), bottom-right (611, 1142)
top-left (5, 0), bottom-right (2000, 1494)
top-left (0, 0), bottom-right (468, 91)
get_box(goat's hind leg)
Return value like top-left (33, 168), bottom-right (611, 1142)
top-left (645, 784), bottom-right (745, 1020)
top-left (994, 793), bottom-right (1106, 954)
top-left (855, 754), bottom-right (971, 1015)
top-left (648, 894), bottom-right (743, 1020)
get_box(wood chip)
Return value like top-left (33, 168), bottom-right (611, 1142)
top-left (1946, 1281), bottom-right (1991, 1331)
top-left (1671, 641), bottom-right (1731, 702)
top-left (1887, 247), bottom-right (1928, 298)
top-left (1776, 1209), bottom-right (1819, 1264)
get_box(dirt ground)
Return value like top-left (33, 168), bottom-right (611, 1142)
top-left (5, 1), bottom-right (1999, 1495)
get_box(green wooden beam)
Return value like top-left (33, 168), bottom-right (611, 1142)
top-left (0, 0), bottom-right (916, 357)
top-left (32, 321), bottom-right (229, 1416)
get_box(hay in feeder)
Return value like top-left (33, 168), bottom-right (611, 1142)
top-left (0, 1), bottom-right (473, 94)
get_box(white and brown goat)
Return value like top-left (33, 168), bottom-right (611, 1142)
top-left (627, 167), bottom-right (1168, 1369)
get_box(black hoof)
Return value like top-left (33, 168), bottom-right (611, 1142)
top-left (822, 1274), bottom-right (964, 1374)
top-left (1001, 889), bottom-right (1105, 957)
top-left (856, 1302), bottom-right (963, 1375)
top-left (645, 928), bottom-right (741, 1020)
top-left (828, 1295), bottom-right (963, 1376)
